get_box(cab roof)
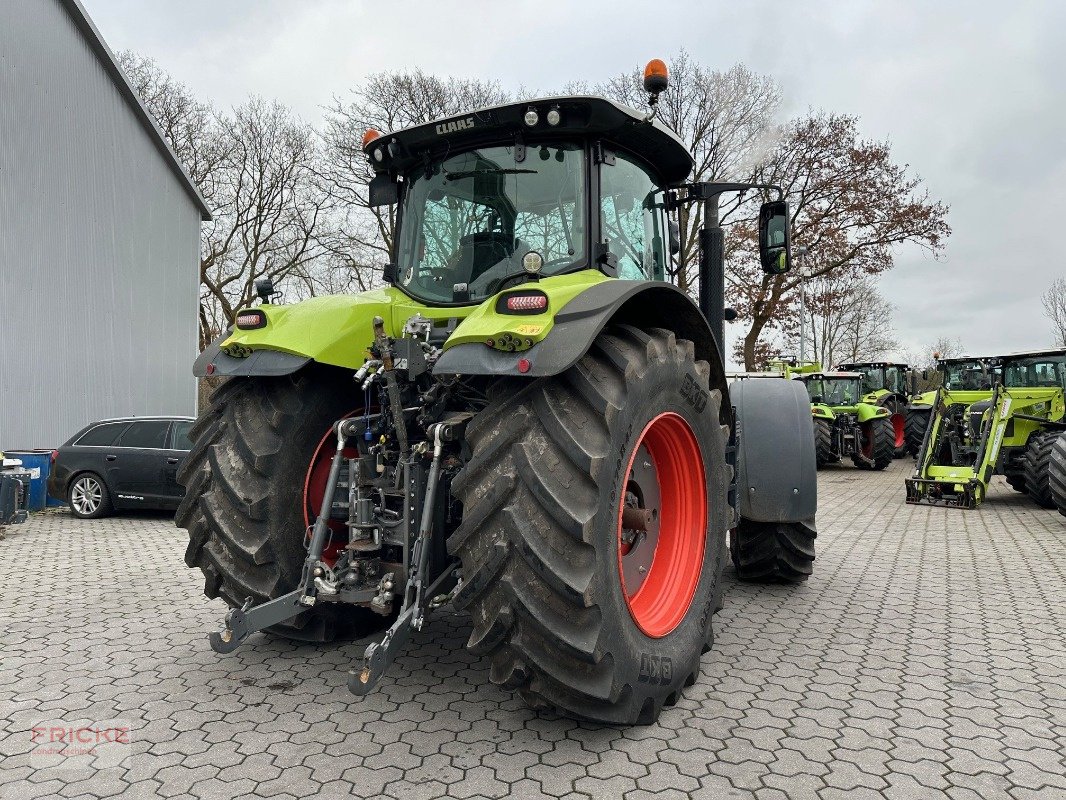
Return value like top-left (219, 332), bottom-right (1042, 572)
top-left (363, 96), bottom-right (695, 186)
top-left (836, 361), bottom-right (910, 369)
top-left (794, 372), bottom-right (862, 380)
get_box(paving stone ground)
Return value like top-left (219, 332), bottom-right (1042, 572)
top-left (1, 458), bottom-right (1064, 799)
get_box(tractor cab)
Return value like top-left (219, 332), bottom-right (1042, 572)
top-left (798, 372), bottom-right (864, 409)
top-left (835, 362), bottom-right (909, 398)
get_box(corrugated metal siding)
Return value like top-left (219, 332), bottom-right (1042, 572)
top-left (0, 0), bottom-right (200, 448)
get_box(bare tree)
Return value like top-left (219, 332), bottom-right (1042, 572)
top-left (320, 70), bottom-right (509, 289)
top-left (782, 273), bottom-right (897, 367)
top-left (116, 51), bottom-right (227, 204)
top-left (199, 99), bottom-right (329, 347)
top-left (727, 112), bottom-right (950, 369)
top-left (600, 52), bottom-right (782, 293)
top-left (120, 53), bottom-right (330, 350)
top-left (1042, 277), bottom-right (1066, 347)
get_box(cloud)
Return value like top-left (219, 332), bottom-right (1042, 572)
top-left (83, 0), bottom-right (1066, 362)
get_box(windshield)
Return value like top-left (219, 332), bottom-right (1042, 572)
top-left (941, 360), bottom-right (993, 391)
top-left (805, 378), bottom-right (862, 406)
top-left (854, 367), bottom-right (884, 393)
top-left (1002, 355), bottom-right (1066, 389)
top-left (395, 142), bottom-right (586, 303)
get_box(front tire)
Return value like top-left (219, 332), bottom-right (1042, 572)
top-left (176, 367), bottom-right (390, 642)
top-left (731, 520), bottom-right (816, 583)
top-left (905, 408), bottom-right (930, 457)
top-left (1022, 432), bottom-right (1058, 509)
top-left (853, 417), bottom-right (894, 470)
top-left (1049, 433), bottom-right (1066, 517)
top-left (68, 473), bottom-right (113, 519)
top-left (449, 326), bottom-right (728, 724)
top-left (813, 418), bottom-right (836, 467)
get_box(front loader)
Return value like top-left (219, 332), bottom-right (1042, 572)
top-left (906, 349), bottom-right (1066, 508)
top-left (177, 63), bottom-right (818, 724)
top-left (904, 355), bottom-right (999, 457)
top-left (794, 372), bottom-right (895, 470)
top-left (835, 361), bottom-right (911, 457)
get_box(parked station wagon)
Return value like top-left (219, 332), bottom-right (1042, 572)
top-left (47, 417), bottom-right (194, 518)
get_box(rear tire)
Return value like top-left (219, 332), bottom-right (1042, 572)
top-left (1049, 433), bottom-right (1066, 517)
top-left (852, 417), bottom-right (894, 471)
top-left (731, 520), bottom-right (816, 583)
top-left (176, 367), bottom-right (390, 642)
top-left (813, 418), bottom-right (836, 467)
top-left (449, 326), bottom-right (728, 724)
top-left (1022, 432), bottom-right (1058, 509)
top-left (905, 408), bottom-right (930, 457)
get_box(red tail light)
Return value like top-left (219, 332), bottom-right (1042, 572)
top-left (51, 449), bottom-right (58, 464)
top-left (504, 294), bottom-right (548, 312)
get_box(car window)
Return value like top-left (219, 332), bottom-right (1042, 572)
top-left (114, 421), bottom-right (170, 449)
top-left (75, 422), bottom-right (131, 447)
top-left (170, 422), bottom-right (193, 451)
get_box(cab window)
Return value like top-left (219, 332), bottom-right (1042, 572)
top-left (600, 151), bottom-right (667, 280)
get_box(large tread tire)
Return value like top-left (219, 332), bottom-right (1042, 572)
top-left (852, 417), bottom-right (894, 471)
top-left (1049, 433), bottom-right (1066, 517)
top-left (1023, 432), bottom-right (1059, 509)
top-left (813, 418), bottom-right (836, 468)
top-left (731, 520), bottom-right (816, 583)
top-left (905, 408), bottom-right (930, 458)
top-left (176, 367), bottom-right (389, 642)
top-left (880, 398), bottom-right (908, 458)
top-left (449, 326), bottom-right (729, 724)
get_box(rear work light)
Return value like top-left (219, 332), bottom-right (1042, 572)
top-left (235, 310), bottom-right (267, 330)
top-left (498, 292), bottom-right (548, 314)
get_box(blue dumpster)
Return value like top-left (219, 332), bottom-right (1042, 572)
top-left (3, 450), bottom-right (61, 511)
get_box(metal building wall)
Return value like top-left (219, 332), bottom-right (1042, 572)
top-left (0, 0), bottom-right (201, 448)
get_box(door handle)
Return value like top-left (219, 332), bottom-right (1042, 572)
top-left (166, 458), bottom-right (180, 465)
top-left (105, 454), bottom-right (117, 462)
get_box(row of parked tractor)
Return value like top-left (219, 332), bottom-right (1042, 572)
top-left (747, 349), bottom-right (1066, 512)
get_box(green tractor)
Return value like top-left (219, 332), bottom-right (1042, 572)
top-left (794, 371), bottom-right (895, 470)
top-left (904, 355), bottom-right (999, 457)
top-left (906, 349), bottom-right (1066, 508)
top-left (835, 361), bottom-right (911, 458)
top-left (764, 357), bottom-right (822, 380)
top-left (177, 68), bottom-right (819, 724)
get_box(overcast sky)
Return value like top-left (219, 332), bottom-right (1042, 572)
top-left (84, 0), bottom-right (1066, 364)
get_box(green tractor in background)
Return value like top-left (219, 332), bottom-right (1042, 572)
top-left (176, 66), bottom-right (820, 724)
top-left (904, 355), bottom-right (1000, 457)
top-left (794, 371), bottom-right (895, 470)
top-left (765, 357), bottom-right (822, 379)
top-left (907, 349), bottom-right (1066, 508)
top-left (835, 361), bottom-right (911, 458)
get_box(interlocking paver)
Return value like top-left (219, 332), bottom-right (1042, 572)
top-left (1, 459), bottom-right (1064, 799)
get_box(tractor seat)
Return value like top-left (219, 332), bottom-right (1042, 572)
top-left (452, 232), bottom-right (515, 286)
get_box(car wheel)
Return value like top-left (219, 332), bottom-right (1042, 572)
top-left (68, 473), bottom-right (113, 519)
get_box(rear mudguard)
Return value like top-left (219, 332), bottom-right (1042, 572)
top-left (731, 378), bottom-right (818, 526)
top-left (433, 280), bottom-right (729, 409)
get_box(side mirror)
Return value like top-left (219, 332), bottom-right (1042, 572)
top-left (758, 200), bottom-right (791, 275)
top-left (382, 263), bottom-right (398, 284)
top-left (723, 307), bottom-right (738, 322)
top-left (369, 174), bottom-right (401, 207)
top-left (668, 219), bottom-right (681, 256)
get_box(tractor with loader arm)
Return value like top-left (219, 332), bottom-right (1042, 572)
top-left (904, 355), bottom-right (1000, 457)
top-left (177, 62), bottom-right (819, 724)
top-left (794, 371), bottom-right (895, 470)
top-left (906, 349), bottom-right (1066, 509)
top-left (835, 361), bottom-right (911, 458)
